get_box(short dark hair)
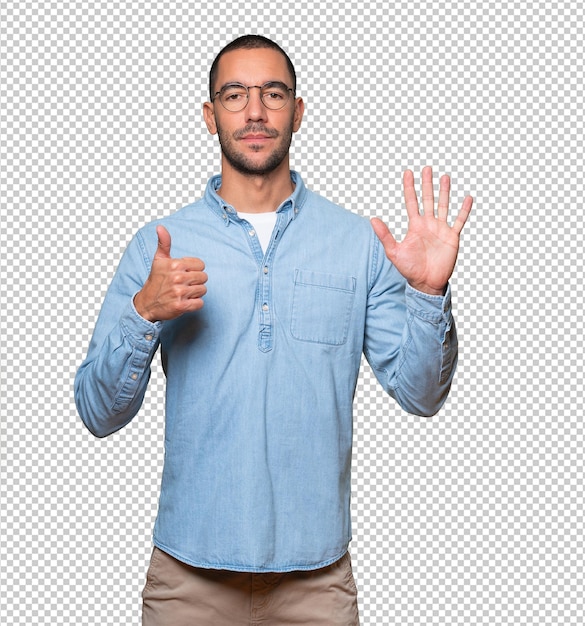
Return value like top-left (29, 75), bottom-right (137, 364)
top-left (209, 35), bottom-right (297, 101)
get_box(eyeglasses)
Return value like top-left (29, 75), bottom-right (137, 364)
top-left (213, 81), bottom-right (294, 112)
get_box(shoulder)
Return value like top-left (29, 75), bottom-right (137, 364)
top-left (299, 186), bottom-right (372, 235)
top-left (137, 194), bottom-right (214, 236)
top-left (134, 195), bottom-right (223, 261)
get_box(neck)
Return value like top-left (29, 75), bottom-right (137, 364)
top-left (217, 159), bottom-right (294, 213)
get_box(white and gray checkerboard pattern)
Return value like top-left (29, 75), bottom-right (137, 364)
top-left (2, 1), bottom-right (583, 624)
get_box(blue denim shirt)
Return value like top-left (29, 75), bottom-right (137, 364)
top-left (75, 171), bottom-right (458, 572)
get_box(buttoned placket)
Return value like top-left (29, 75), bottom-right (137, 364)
top-left (223, 202), bottom-right (296, 353)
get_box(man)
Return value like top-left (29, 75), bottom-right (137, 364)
top-left (75, 35), bottom-right (472, 625)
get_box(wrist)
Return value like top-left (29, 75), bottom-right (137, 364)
top-left (133, 292), bottom-right (157, 322)
top-left (407, 281), bottom-right (447, 296)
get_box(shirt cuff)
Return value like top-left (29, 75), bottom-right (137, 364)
top-left (119, 295), bottom-right (163, 350)
top-left (405, 282), bottom-right (452, 324)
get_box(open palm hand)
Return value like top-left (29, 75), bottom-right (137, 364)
top-left (371, 167), bottom-right (473, 295)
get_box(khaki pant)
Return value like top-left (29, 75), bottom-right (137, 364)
top-left (142, 547), bottom-right (360, 625)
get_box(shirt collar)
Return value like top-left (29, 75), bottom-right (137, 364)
top-left (204, 170), bottom-right (307, 226)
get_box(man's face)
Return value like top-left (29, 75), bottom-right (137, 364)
top-left (204, 48), bottom-right (304, 177)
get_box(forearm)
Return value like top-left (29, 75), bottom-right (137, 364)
top-left (74, 232), bottom-right (162, 437)
top-left (74, 299), bottom-right (161, 437)
top-left (365, 279), bottom-right (458, 417)
top-left (391, 285), bottom-right (457, 415)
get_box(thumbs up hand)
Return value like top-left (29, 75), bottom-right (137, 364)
top-left (133, 225), bottom-right (208, 322)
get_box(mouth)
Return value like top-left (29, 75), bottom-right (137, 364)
top-left (234, 125), bottom-right (279, 142)
top-left (241, 134), bottom-right (273, 142)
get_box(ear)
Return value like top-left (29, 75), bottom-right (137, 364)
top-left (203, 101), bottom-right (218, 135)
top-left (292, 97), bottom-right (305, 133)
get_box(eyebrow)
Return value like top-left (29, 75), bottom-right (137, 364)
top-left (218, 80), bottom-right (289, 90)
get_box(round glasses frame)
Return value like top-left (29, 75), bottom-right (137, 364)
top-left (212, 81), bottom-right (295, 112)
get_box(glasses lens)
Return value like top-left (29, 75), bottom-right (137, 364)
top-left (260, 83), bottom-right (290, 110)
top-left (218, 83), bottom-right (292, 112)
top-left (220, 85), bottom-right (249, 111)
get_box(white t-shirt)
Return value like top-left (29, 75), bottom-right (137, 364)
top-left (237, 211), bottom-right (278, 253)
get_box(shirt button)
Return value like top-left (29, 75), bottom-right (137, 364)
top-left (130, 373), bottom-right (138, 380)
top-left (262, 303), bottom-right (269, 311)
top-left (249, 229), bottom-right (256, 237)
top-left (263, 266), bottom-right (269, 274)
top-left (145, 334), bottom-right (153, 341)
top-left (222, 213), bottom-right (227, 220)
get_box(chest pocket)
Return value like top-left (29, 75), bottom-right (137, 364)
top-left (290, 269), bottom-right (356, 345)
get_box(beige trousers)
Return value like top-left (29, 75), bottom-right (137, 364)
top-left (142, 547), bottom-right (360, 625)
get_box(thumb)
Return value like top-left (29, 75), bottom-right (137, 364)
top-left (370, 217), bottom-right (397, 258)
top-left (155, 225), bottom-right (172, 259)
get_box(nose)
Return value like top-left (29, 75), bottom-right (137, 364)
top-left (245, 86), bottom-right (267, 121)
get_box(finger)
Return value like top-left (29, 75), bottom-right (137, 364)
top-left (452, 196), bottom-right (473, 235)
top-left (187, 271), bottom-right (208, 286)
top-left (185, 297), bottom-right (205, 312)
top-left (176, 293), bottom-right (206, 314)
top-left (421, 165), bottom-right (434, 217)
top-left (168, 257), bottom-right (206, 275)
top-left (187, 283), bottom-right (207, 299)
top-left (371, 217), bottom-right (398, 260)
top-left (181, 258), bottom-right (206, 272)
top-left (402, 169), bottom-right (420, 220)
top-left (155, 225), bottom-right (172, 259)
top-left (437, 174), bottom-right (451, 222)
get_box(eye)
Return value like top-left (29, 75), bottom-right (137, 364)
top-left (221, 86), bottom-right (247, 102)
top-left (265, 90), bottom-right (285, 100)
top-left (261, 83), bottom-right (289, 101)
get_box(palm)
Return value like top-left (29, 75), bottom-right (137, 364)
top-left (372, 167), bottom-right (472, 295)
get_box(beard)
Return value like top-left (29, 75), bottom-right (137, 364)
top-left (216, 120), bottom-right (294, 177)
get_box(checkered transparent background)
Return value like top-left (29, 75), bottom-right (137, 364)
top-left (1, 1), bottom-right (583, 624)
